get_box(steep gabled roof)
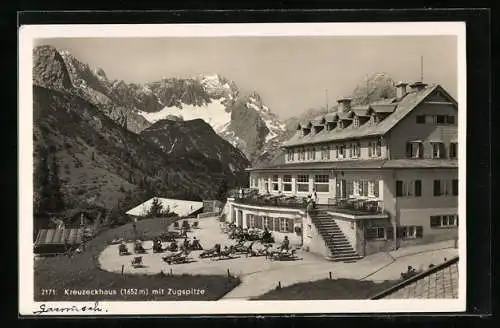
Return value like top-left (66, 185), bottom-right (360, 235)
top-left (283, 84), bottom-right (450, 147)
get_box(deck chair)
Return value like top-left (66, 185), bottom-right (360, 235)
top-left (131, 256), bottom-right (143, 268)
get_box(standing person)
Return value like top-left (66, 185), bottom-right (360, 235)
top-left (281, 236), bottom-right (290, 252)
top-left (313, 188), bottom-right (318, 203)
top-left (306, 195), bottom-right (313, 213)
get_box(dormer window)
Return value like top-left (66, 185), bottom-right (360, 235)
top-left (326, 122), bottom-right (336, 131)
top-left (353, 117), bottom-right (360, 128)
top-left (302, 128), bottom-right (311, 136)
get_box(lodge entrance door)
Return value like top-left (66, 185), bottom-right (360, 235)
top-left (336, 179), bottom-right (347, 199)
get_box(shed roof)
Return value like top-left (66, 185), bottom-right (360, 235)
top-left (35, 228), bottom-right (84, 246)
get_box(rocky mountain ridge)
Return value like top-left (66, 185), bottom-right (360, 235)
top-left (34, 45), bottom-right (286, 162)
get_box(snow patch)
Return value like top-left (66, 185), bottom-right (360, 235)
top-left (138, 98), bottom-right (231, 132)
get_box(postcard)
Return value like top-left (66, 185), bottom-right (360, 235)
top-left (19, 21), bottom-right (466, 316)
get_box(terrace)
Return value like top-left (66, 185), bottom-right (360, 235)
top-left (231, 191), bottom-right (386, 217)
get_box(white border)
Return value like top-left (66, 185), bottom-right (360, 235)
top-left (19, 22), bottom-right (466, 316)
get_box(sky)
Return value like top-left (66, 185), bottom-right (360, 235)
top-left (37, 36), bottom-right (457, 119)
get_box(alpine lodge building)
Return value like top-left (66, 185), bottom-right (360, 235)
top-left (224, 81), bottom-right (459, 262)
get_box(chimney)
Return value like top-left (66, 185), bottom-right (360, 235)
top-left (337, 97), bottom-right (352, 113)
top-left (395, 81), bottom-right (408, 99)
top-left (409, 81), bottom-right (427, 92)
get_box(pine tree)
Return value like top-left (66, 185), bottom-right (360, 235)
top-left (48, 154), bottom-right (65, 213)
top-left (35, 147), bottom-right (51, 216)
top-left (146, 197), bottom-right (164, 218)
top-left (216, 179), bottom-right (228, 202)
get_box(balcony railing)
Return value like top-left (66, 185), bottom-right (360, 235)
top-left (232, 194), bottom-right (385, 216)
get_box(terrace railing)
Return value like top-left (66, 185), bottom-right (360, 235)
top-left (233, 194), bottom-right (385, 216)
top-left (234, 195), bottom-right (307, 210)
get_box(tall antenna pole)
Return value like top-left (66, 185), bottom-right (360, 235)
top-left (420, 56), bottom-right (424, 82)
top-left (325, 88), bottom-right (328, 111)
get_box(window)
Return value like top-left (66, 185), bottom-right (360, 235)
top-left (298, 147), bottom-right (306, 161)
top-left (247, 214), bottom-right (256, 229)
top-left (430, 215), bottom-right (458, 228)
top-left (416, 115), bottom-right (426, 124)
top-left (287, 149), bottom-right (295, 161)
top-left (353, 180), bottom-right (370, 197)
top-left (314, 175), bottom-right (329, 193)
top-left (366, 227), bottom-right (386, 240)
top-left (296, 175), bottom-right (309, 192)
top-left (431, 142), bottom-right (445, 159)
top-left (321, 146), bottom-right (330, 160)
top-left (307, 147), bottom-right (316, 160)
top-left (452, 179), bottom-right (458, 196)
top-left (396, 180), bottom-right (418, 197)
top-left (397, 226), bottom-right (423, 239)
top-left (339, 145), bottom-right (346, 158)
top-left (434, 179), bottom-right (455, 196)
top-left (433, 180), bottom-right (441, 196)
top-left (435, 115), bottom-right (447, 124)
top-left (406, 142), bottom-right (424, 158)
top-left (353, 117), bottom-right (360, 127)
top-left (369, 141), bottom-right (381, 157)
top-left (282, 175), bottom-right (292, 192)
top-left (279, 218), bottom-right (294, 233)
top-left (354, 142), bottom-right (361, 157)
top-left (415, 180), bottom-right (422, 197)
top-left (348, 144), bottom-right (353, 158)
top-left (271, 175), bottom-right (279, 191)
top-left (396, 180), bottom-right (403, 197)
top-left (449, 142), bottom-right (458, 159)
top-left (262, 216), bottom-right (272, 230)
top-left (446, 116), bottom-right (456, 124)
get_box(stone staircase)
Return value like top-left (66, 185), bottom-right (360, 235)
top-left (310, 210), bottom-right (363, 263)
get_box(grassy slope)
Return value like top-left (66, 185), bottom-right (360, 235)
top-left (34, 217), bottom-right (240, 301)
top-left (33, 85), bottom-right (231, 212)
top-left (252, 278), bottom-right (399, 300)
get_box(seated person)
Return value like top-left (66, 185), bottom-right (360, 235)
top-left (262, 227), bottom-right (272, 239)
top-left (183, 237), bottom-right (189, 249)
top-left (191, 237), bottom-right (202, 250)
top-left (119, 242), bottom-right (128, 254)
top-left (169, 241), bottom-right (178, 251)
top-left (280, 236), bottom-right (290, 252)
